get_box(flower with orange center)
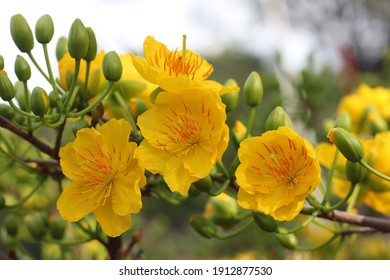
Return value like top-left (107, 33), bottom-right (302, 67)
top-left (134, 88), bottom-right (229, 195)
top-left (235, 127), bottom-right (321, 221)
top-left (57, 118), bottom-right (146, 237)
top-left (131, 36), bottom-right (239, 95)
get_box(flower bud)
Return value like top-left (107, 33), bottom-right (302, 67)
top-left (15, 81), bottom-right (28, 111)
top-left (327, 128), bottom-right (364, 163)
top-left (84, 27), bottom-right (97, 62)
top-left (68, 18), bottom-right (89, 59)
top-left (252, 211), bottom-right (278, 232)
top-left (243, 71), bottom-right (263, 107)
top-left (14, 55), bottom-right (31, 82)
top-left (0, 55), bottom-right (4, 70)
top-left (364, 106), bottom-right (388, 134)
top-left (334, 111), bottom-right (352, 132)
top-left (103, 51), bottom-right (122, 82)
top-left (345, 160), bottom-right (366, 184)
top-left (221, 79), bottom-right (239, 113)
top-left (189, 215), bottom-right (217, 239)
top-left (49, 217), bottom-right (66, 240)
top-left (31, 86), bottom-right (50, 116)
top-left (25, 213), bottom-right (48, 240)
top-left (265, 106), bottom-right (293, 131)
top-left (35, 14), bottom-right (54, 44)
top-left (0, 104), bottom-right (15, 120)
top-left (71, 119), bottom-right (90, 136)
top-left (193, 175), bottom-right (213, 192)
top-left (232, 120), bottom-right (247, 147)
top-left (276, 228), bottom-right (298, 249)
top-left (0, 72), bottom-right (15, 101)
top-left (10, 14), bottom-right (34, 53)
top-left (188, 185), bottom-right (201, 197)
top-left (4, 214), bottom-right (20, 236)
top-left (130, 98), bottom-right (147, 120)
top-left (204, 194), bottom-right (239, 229)
top-left (56, 36), bottom-right (68, 61)
top-left (91, 102), bottom-right (104, 120)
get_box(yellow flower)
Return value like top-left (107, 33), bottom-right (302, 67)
top-left (57, 118), bottom-right (146, 237)
top-left (317, 131), bottom-right (390, 215)
top-left (131, 36), bottom-right (239, 95)
top-left (235, 127), bottom-right (321, 221)
top-left (135, 88), bottom-right (229, 195)
top-left (337, 84), bottom-right (390, 132)
top-left (58, 51), bottom-right (106, 98)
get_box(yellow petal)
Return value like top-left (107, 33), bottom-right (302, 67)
top-left (94, 199), bottom-right (132, 237)
top-left (111, 175), bottom-right (143, 216)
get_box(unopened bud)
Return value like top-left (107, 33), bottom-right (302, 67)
top-left (204, 194), bottom-right (239, 229)
top-left (91, 102), bottom-right (104, 120)
top-left (0, 72), bottom-right (15, 101)
top-left (25, 213), bottom-right (48, 240)
top-left (103, 51), bottom-right (122, 82)
top-left (252, 211), bottom-right (278, 232)
top-left (243, 71), bottom-right (263, 107)
top-left (327, 128), bottom-right (364, 163)
top-left (49, 217), bottom-right (66, 240)
top-left (221, 79), bottom-right (239, 113)
top-left (364, 106), bottom-right (388, 134)
top-left (334, 111), bottom-right (352, 132)
top-left (35, 14), bottom-right (54, 44)
top-left (189, 215), bottom-right (217, 239)
top-left (84, 27), bottom-right (97, 62)
top-left (0, 55), bottom-right (4, 70)
top-left (15, 81), bottom-right (28, 111)
top-left (193, 175), bottom-right (213, 192)
top-left (56, 36), bottom-right (68, 61)
top-left (68, 18), bottom-right (89, 59)
top-left (14, 55), bottom-right (31, 82)
top-left (4, 214), bottom-right (20, 236)
top-left (31, 86), bottom-right (50, 116)
top-left (276, 228), bottom-right (298, 249)
top-left (345, 160), bottom-right (366, 184)
top-left (10, 14), bottom-right (34, 53)
top-left (0, 104), bottom-right (15, 120)
top-left (232, 121), bottom-right (247, 147)
top-left (265, 106), bottom-right (293, 131)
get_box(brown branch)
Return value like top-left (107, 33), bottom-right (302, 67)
top-left (317, 210), bottom-right (390, 233)
top-left (0, 115), bottom-right (56, 158)
top-left (53, 121), bottom-right (66, 160)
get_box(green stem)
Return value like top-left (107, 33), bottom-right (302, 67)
top-left (298, 233), bottom-right (339, 251)
top-left (346, 184), bottom-right (361, 213)
top-left (216, 161), bottom-right (229, 179)
top-left (8, 100), bottom-right (39, 119)
top-left (321, 182), bottom-right (357, 213)
top-left (323, 150), bottom-right (339, 204)
top-left (359, 159), bottom-right (390, 183)
top-left (22, 81), bottom-right (32, 131)
top-left (42, 44), bottom-right (63, 110)
top-left (27, 52), bottom-right (50, 82)
top-left (207, 179), bottom-right (230, 196)
top-left (4, 176), bottom-right (46, 209)
top-left (214, 218), bottom-right (253, 240)
top-left (83, 61), bottom-right (91, 102)
top-left (277, 211), bottom-right (319, 234)
top-left (113, 90), bottom-right (141, 140)
top-left (63, 59), bottom-right (81, 111)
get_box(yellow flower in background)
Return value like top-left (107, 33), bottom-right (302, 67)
top-left (135, 88), bottom-right (229, 195)
top-left (58, 51), bottom-right (106, 97)
top-left (337, 84), bottom-right (390, 132)
top-left (131, 36), bottom-right (239, 95)
top-left (235, 127), bottom-right (321, 221)
top-left (317, 131), bottom-right (390, 215)
top-left (57, 118), bottom-right (146, 237)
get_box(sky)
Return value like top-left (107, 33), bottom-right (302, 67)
top-left (0, 0), bottom-right (340, 87)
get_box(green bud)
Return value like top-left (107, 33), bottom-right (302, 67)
top-left (0, 55), bottom-right (4, 70)
top-left (130, 98), bottom-right (147, 120)
top-left (91, 102), bottom-right (104, 120)
top-left (0, 104), bottom-right (15, 120)
top-left (327, 128), bottom-right (364, 163)
top-left (49, 217), bottom-right (66, 240)
top-left (56, 36), bottom-right (68, 61)
top-left (4, 214), bottom-right (20, 236)
top-left (68, 18), bottom-right (89, 59)
top-left (252, 211), bottom-right (278, 232)
top-left (84, 27), bottom-right (97, 62)
top-left (243, 71), bottom-right (263, 107)
top-left (193, 175), bottom-right (213, 192)
top-left (276, 228), bottom-right (298, 250)
top-left (25, 213), bottom-right (48, 240)
top-left (103, 51), bottom-right (122, 82)
top-left (206, 194), bottom-right (239, 229)
top-left (265, 106), bottom-right (293, 131)
top-left (15, 81), bottom-right (28, 111)
top-left (35, 14), bottom-right (54, 44)
top-left (189, 215), bottom-right (217, 239)
top-left (71, 119), bottom-right (90, 136)
top-left (364, 106), bottom-right (388, 134)
top-left (345, 160), bottom-right (367, 184)
top-left (31, 86), bottom-right (50, 116)
top-left (188, 185), bottom-right (201, 198)
top-left (0, 193), bottom-right (5, 209)
top-left (150, 87), bottom-right (164, 103)
top-left (0, 72), bottom-right (15, 101)
top-left (334, 111), bottom-right (352, 132)
top-left (14, 55), bottom-right (31, 82)
top-left (221, 79), bottom-right (239, 113)
top-left (10, 14), bottom-right (34, 53)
